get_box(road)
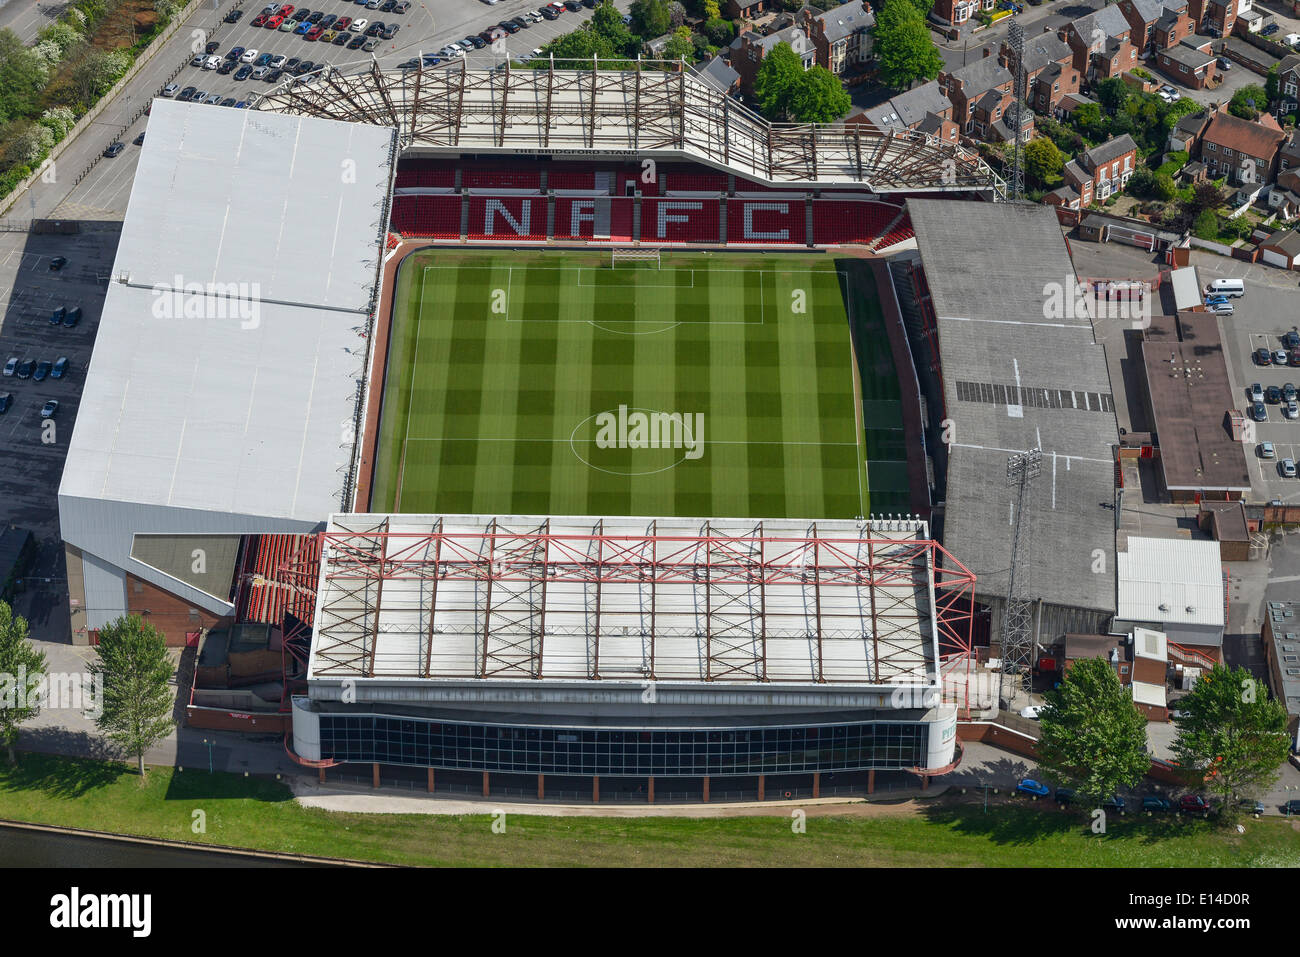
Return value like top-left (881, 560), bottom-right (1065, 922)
top-left (4, 0), bottom-right (632, 222)
top-left (0, 0), bottom-right (69, 44)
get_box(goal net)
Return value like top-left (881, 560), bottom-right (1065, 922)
top-left (611, 247), bottom-right (661, 269)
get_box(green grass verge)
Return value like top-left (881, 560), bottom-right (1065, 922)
top-left (370, 248), bottom-right (909, 519)
top-left (1, 754), bottom-right (1296, 867)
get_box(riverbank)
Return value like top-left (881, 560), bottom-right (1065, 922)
top-left (2, 753), bottom-right (1299, 867)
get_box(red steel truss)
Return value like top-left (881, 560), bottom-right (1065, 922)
top-left (296, 518), bottom-right (977, 687)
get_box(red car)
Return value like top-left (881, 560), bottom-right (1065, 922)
top-left (1290, 349), bottom-right (1300, 367)
top-left (251, 12), bottom-right (267, 25)
top-left (279, 3), bottom-right (295, 14)
top-left (336, 15), bottom-right (352, 29)
top-left (1179, 794), bottom-right (1208, 813)
top-left (266, 14), bottom-right (283, 27)
top-left (305, 25), bottom-right (324, 39)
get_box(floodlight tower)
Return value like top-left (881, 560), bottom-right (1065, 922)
top-left (1008, 21), bottom-right (1028, 203)
top-left (1000, 447), bottom-right (1042, 710)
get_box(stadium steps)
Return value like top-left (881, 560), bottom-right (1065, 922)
top-left (719, 197), bottom-right (727, 242)
top-left (868, 208), bottom-right (910, 252)
top-left (631, 195), bottom-right (641, 243)
top-left (546, 194), bottom-right (556, 240)
top-left (593, 197), bottom-right (611, 239)
top-left (804, 202), bottom-right (815, 247)
top-left (594, 170), bottom-right (612, 194)
top-left (459, 194), bottom-right (469, 240)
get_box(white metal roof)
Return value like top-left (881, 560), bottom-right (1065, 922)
top-left (59, 99), bottom-right (395, 523)
top-left (1131, 679), bottom-right (1167, 708)
top-left (1117, 536), bottom-right (1224, 628)
top-left (307, 514), bottom-right (944, 689)
top-left (1132, 626), bottom-right (1168, 662)
top-left (1169, 266), bottom-right (1201, 311)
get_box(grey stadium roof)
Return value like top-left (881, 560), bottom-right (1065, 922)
top-left (908, 200), bottom-right (1118, 615)
top-left (58, 99), bottom-right (396, 622)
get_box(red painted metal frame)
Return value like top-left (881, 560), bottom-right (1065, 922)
top-left (301, 522), bottom-right (978, 687)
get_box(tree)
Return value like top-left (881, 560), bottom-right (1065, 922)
top-left (1171, 665), bottom-right (1291, 822)
top-left (1228, 84), bottom-right (1268, 120)
top-left (630, 0), bottom-right (671, 39)
top-left (0, 30), bottom-right (51, 124)
top-left (1094, 77), bottom-right (1130, 114)
top-left (1034, 658), bottom-right (1150, 808)
top-left (1023, 137), bottom-right (1063, 186)
top-left (787, 65), bottom-right (851, 122)
top-left (872, 0), bottom-right (943, 90)
top-left (663, 25), bottom-right (695, 63)
top-left (591, 0), bottom-right (636, 55)
top-left (1187, 180), bottom-right (1222, 216)
top-left (1191, 208), bottom-right (1219, 240)
top-left (1265, 63), bottom-right (1279, 103)
top-left (0, 601), bottom-right (46, 765)
top-left (753, 42), bottom-right (806, 119)
top-left (90, 615), bottom-right (175, 777)
top-left (667, 0), bottom-right (687, 27)
top-left (702, 17), bottom-right (734, 45)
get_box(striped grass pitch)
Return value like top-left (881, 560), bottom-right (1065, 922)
top-left (371, 248), bottom-right (910, 519)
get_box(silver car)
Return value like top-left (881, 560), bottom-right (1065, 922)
top-left (1282, 458), bottom-right (1298, 478)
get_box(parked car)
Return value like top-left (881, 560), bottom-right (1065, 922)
top-left (539, 5), bottom-right (559, 18)
top-left (224, 9), bottom-right (244, 22)
top-left (1016, 778), bottom-right (1050, 798)
top-left (1260, 441), bottom-right (1276, 459)
top-left (1286, 401), bottom-right (1300, 420)
top-left (1276, 349), bottom-right (1290, 366)
top-left (280, 17), bottom-right (300, 31)
top-left (1262, 22), bottom-right (1280, 36)
top-left (265, 14), bottom-right (284, 28)
top-left (1217, 56), bottom-right (1231, 69)
top-left (1282, 330), bottom-right (1300, 349)
top-left (1283, 799), bottom-right (1300, 815)
top-left (1238, 798), bottom-right (1265, 815)
top-left (394, 0), bottom-right (410, 11)
top-left (191, 52), bottom-right (207, 66)
top-left (133, 131), bottom-right (145, 145)
top-left (362, 37), bottom-right (378, 50)
top-left (227, 46), bottom-right (245, 60)
top-left (50, 306), bottom-right (65, 325)
top-left (65, 305), bottom-right (82, 326)
top-left (1179, 794), bottom-right (1209, 812)
top-left (1101, 795), bottom-right (1126, 814)
top-left (265, 69), bottom-right (284, 82)
top-left (203, 92), bottom-right (222, 104)
top-left (254, 52), bottom-right (273, 66)
top-left (1250, 382), bottom-right (1264, 402)
top-left (1283, 458), bottom-right (1298, 478)
top-left (48, 256), bottom-right (67, 271)
top-left (333, 30), bottom-right (351, 44)
top-left (350, 17), bottom-right (368, 31)
top-left (305, 25), bottom-right (324, 39)
top-left (220, 97), bottom-right (237, 107)
top-left (240, 48), bottom-right (260, 62)
top-left (336, 16), bottom-right (353, 29)
top-left (295, 19), bottom-right (314, 33)
top-left (563, 0), bottom-right (581, 10)
top-left (499, 19), bottom-right (520, 32)
top-left (1053, 787), bottom-right (1075, 805)
top-left (39, 399), bottom-right (58, 419)
top-left (161, 82), bottom-right (180, 97)
top-left (217, 59), bottom-right (235, 74)
top-left (1266, 385), bottom-right (1281, 404)
top-left (250, 12), bottom-right (267, 26)
top-left (1142, 795), bottom-right (1173, 812)
top-left (0, 394), bottom-right (10, 414)
top-left (3, 357), bottom-right (17, 376)
top-left (1019, 704), bottom-right (1045, 719)
top-left (32, 361), bottom-right (51, 382)
top-left (103, 142), bottom-right (124, 157)
top-left (1256, 346), bottom-right (1272, 365)
top-left (235, 65), bottom-right (253, 79)
top-left (380, 24), bottom-right (397, 39)
top-left (16, 360), bottom-right (34, 379)
top-left (252, 65), bottom-right (271, 79)
top-left (1252, 401), bottom-right (1268, 422)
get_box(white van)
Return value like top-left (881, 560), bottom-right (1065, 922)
top-left (1207, 278), bottom-right (1245, 298)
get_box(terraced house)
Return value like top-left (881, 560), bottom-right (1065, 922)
top-left (798, 0), bottom-right (875, 75)
top-left (938, 55), bottom-right (1025, 140)
top-left (1198, 108), bottom-right (1286, 189)
top-left (1118, 0), bottom-right (1193, 55)
top-left (1000, 32), bottom-right (1079, 115)
top-left (1061, 6), bottom-right (1137, 84)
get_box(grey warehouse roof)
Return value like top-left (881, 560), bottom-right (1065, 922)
top-left (908, 200), bottom-right (1118, 615)
top-left (59, 99), bottom-right (396, 620)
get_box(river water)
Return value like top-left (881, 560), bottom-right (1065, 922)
top-left (0, 823), bottom-right (313, 867)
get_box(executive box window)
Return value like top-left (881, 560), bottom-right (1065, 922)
top-left (317, 715), bottom-right (930, 776)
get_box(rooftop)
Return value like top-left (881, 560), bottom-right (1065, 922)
top-left (945, 56), bottom-right (1012, 96)
top-left (1141, 312), bottom-right (1251, 494)
top-left (1117, 536), bottom-right (1225, 628)
top-left (306, 513), bottom-right (972, 688)
top-left (1265, 601), bottom-right (1300, 721)
top-left (908, 200), bottom-right (1118, 615)
top-left (1083, 134), bottom-right (1139, 171)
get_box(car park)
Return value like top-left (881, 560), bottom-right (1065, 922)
top-left (1142, 795), bottom-right (1173, 812)
top-left (1016, 779), bottom-right (1050, 797)
top-left (251, 12), bottom-right (267, 26)
top-left (40, 400), bottom-right (58, 419)
top-left (1285, 459), bottom-right (1300, 478)
top-left (224, 8), bottom-right (244, 22)
top-left (333, 31), bottom-right (351, 45)
top-left (3, 358), bottom-right (16, 376)
top-left (252, 66), bottom-right (271, 79)
top-left (351, 17), bottom-right (368, 30)
top-left (103, 142), bottom-right (124, 157)
top-left (1260, 441), bottom-right (1276, 458)
top-left (1256, 346), bottom-right (1272, 365)
top-left (1266, 385), bottom-right (1281, 404)
top-left (280, 17), bottom-right (300, 30)
top-left (1250, 382), bottom-right (1263, 402)
top-left (266, 14), bottom-right (284, 27)
top-left (161, 82), bottom-right (180, 97)
top-left (1252, 401), bottom-right (1267, 422)
top-left (16, 360), bottom-right (34, 379)
top-left (178, 86), bottom-right (197, 101)
top-left (33, 361), bottom-right (51, 382)
top-left (0, 394), bottom-right (10, 414)
top-left (235, 65), bottom-right (253, 80)
top-left (241, 48), bottom-right (260, 62)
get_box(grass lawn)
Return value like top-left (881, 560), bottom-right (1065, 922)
top-left (370, 248), bottom-right (910, 519)
top-left (1, 755), bottom-right (1297, 867)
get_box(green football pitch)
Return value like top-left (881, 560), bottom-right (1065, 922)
top-left (370, 248), bottom-right (911, 519)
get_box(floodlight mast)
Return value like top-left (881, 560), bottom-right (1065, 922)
top-left (1000, 447), bottom-right (1041, 711)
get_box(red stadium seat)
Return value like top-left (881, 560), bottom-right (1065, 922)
top-left (462, 169), bottom-right (542, 191)
top-left (547, 167), bottom-right (597, 191)
top-left (811, 200), bottom-right (902, 246)
top-left (390, 194), bottom-right (462, 239)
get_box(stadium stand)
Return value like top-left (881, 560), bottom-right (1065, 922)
top-left (642, 197), bottom-right (721, 243)
top-left (733, 199), bottom-right (805, 244)
top-left (874, 213), bottom-right (916, 250)
top-left (546, 166), bottom-right (598, 190)
top-left (463, 168), bottom-right (542, 191)
top-left (390, 194), bottom-right (462, 239)
top-left (394, 158), bottom-right (456, 189)
top-left (663, 169), bottom-right (728, 193)
top-left (811, 199), bottom-right (900, 245)
top-left (467, 195), bottom-right (547, 240)
top-left (239, 534), bottom-right (320, 624)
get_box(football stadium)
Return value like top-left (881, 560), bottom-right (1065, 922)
top-left (53, 60), bottom-right (1013, 800)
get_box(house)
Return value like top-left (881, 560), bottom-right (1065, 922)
top-left (1118, 0), bottom-right (1193, 55)
top-left (932, 0), bottom-right (980, 27)
top-left (1168, 108), bottom-right (1210, 152)
top-left (694, 55), bottom-right (740, 95)
top-left (1000, 33), bottom-right (1081, 114)
top-left (1061, 6), bottom-right (1138, 85)
top-left (1186, 0), bottom-right (1237, 37)
top-left (938, 55), bottom-right (1014, 137)
top-left (1198, 107), bottom-right (1287, 187)
top-left (1259, 226), bottom-right (1300, 268)
top-left (1261, 600), bottom-right (1300, 748)
top-left (1154, 38), bottom-right (1218, 88)
top-left (852, 80), bottom-right (958, 142)
top-left (1267, 170), bottom-right (1300, 219)
top-left (732, 25), bottom-right (815, 94)
top-left (799, 0), bottom-right (874, 76)
top-left (724, 0), bottom-right (773, 20)
top-left (1278, 53), bottom-right (1300, 101)
top-left (1058, 134), bottom-right (1140, 207)
top-left (1055, 91), bottom-right (1098, 119)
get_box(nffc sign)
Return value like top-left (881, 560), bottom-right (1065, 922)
top-left (476, 197), bottom-right (806, 243)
